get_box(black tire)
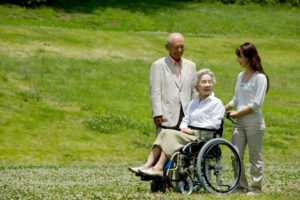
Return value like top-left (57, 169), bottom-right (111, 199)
top-left (150, 180), bottom-right (166, 193)
top-left (178, 179), bottom-right (194, 195)
top-left (196, 138), bottom-right (241, 194)
top-left (193, 184), bottom-right (202, 192)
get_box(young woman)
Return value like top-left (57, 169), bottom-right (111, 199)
top-left (225, 42), bottom-right (269, 194)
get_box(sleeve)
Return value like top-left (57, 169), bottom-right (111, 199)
top-left (204, 100), bottom-right (225, 129)
top-left (248, 74), bottom-right (267, 111)
top-left (229, 73), bottom-right (240, 108)
top-left (179, 101), bottom-right (193, 129)
top-left (149, 62), bottom-right (163, 117)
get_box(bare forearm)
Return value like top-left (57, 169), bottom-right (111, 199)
top-left (225, 104), bottom-right (232, 111)
top-left (229, 106), bottom-right (253, 118)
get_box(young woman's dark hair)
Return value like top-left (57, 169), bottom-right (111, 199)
top-left (236, 42), bottom-right (269, 92)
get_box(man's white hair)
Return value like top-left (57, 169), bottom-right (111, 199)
top-left (193, 68), bottom-right (216, 91)
top-left (166, 33), bottom-right (184, 45)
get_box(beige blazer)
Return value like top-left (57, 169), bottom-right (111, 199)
top-left (149, 55), bottom-right (196, 127)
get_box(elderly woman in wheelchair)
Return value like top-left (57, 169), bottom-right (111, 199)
top-left (129, 69), bottom-right (241, 194)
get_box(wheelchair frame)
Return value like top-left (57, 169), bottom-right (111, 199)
top-left (137, 119), bottom-right (242, 195)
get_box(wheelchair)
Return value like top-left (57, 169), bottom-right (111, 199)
top-left (137, 119), bottom-right (242, 195)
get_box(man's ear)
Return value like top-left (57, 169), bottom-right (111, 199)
top-left (165, 44), bottom-right (169, 51)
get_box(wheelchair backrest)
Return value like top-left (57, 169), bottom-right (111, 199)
top-left (214, 120), bottom-right (224, 138)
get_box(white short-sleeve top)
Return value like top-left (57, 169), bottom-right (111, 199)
top-left (229, 71), bottom-right (267, 114)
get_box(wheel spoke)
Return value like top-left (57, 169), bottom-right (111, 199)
top-left (197, 139), bottom-right (241, 194)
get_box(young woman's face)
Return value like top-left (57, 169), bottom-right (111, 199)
top-left (237, 51), bottom-right (249, 68)
top-left (197, 74), bottom-right (213, 99)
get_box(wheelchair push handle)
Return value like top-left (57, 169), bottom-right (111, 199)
top-left (226, 112), bottom-right (234, 124)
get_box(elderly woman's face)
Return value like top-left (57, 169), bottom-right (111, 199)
top-left (197, 74), bottom-right (213, 98)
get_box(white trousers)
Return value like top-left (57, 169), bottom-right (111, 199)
top-left (232, 113), bottom-right (265, 191)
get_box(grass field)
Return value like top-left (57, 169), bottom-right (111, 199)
top-left (0, 163), bottom-right (299, 199)
top-left (0, 1), bottom-right (300, 199)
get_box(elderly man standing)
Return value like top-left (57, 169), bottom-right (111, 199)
top-left (150, 33), bottom-right (196, 136)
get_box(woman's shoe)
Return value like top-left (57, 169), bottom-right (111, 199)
top-left (128, 166), bottom-right (145, 174)
top-left (139, 168), bottom-right (163, 177)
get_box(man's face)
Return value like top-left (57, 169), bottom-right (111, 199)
top-left (166, 37), bottom-right (184, 61)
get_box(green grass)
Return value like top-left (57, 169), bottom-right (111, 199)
top-left (0, 163), bottom-right (299, 199)
top-left (0, 1), bottom-right (300, 199)
top-left (0, 25), bottom-right (299, 164)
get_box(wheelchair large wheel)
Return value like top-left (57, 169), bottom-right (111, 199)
top-left (196, 138), bottom-right (241, 194)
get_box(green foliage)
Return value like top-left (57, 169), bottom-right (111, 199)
top-left (0, 3), bottom-right (300, 39)
top-left (4, 0), bottom-right (51, 6)
top-left (175, 0), bottom-right (300, 6)
top-left (3, 0), bottom-right (300, 7)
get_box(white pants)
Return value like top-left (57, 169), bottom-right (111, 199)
top-left (232, 113), bottom-right (265, 191)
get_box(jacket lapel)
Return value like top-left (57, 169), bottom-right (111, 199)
top-left (179, 59), bottom-right (186, 90)
top-left (164, 55), bottom-right (180, 88)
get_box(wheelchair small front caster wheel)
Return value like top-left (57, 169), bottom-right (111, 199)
top-left (193, 184), bottom-right (202, 192)
top-left (178, 179), bottom-right (194, 195)
top-left (150, 180), bottom-right (166, 193)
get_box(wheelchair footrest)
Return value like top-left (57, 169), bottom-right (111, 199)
top-left (137, 173), bottom-right (164, 181)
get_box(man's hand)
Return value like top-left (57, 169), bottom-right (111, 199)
top-left (154, 116), bottom-right (163, 127)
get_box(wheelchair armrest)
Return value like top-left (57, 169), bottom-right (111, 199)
top-left (188, 120), bottom-right (224, 138)
top-left (188, 126), bottom-right (218, 132)
top-left (160, 125), bottom-right (180, 131)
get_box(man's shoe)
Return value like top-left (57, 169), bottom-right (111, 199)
top-left (139, 168), bottom-right (163, 177)
top-left (128, 166), bottom-right (145, 174)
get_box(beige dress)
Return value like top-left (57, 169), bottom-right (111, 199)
top-left (153, 129), bottom-right (197, 159)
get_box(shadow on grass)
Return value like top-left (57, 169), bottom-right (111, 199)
top-left (2, 0), bottom-right (185, 14)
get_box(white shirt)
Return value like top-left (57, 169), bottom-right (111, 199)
top-left (180, 92), bottom-right (225, 130)
top-left (229, 71), bottom-right (267, 114)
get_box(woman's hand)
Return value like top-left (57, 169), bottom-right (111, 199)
top-left (228, 111), bottom-right (239, 119)
top-left (181, 128), bottom-right (194, 135)
top-left (228, 106), bottom-right (254, 119)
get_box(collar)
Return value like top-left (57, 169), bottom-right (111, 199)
top-left (168, 54), bottom-right (182, 67)
top-left (196, 92), bottom-right (214, 103)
